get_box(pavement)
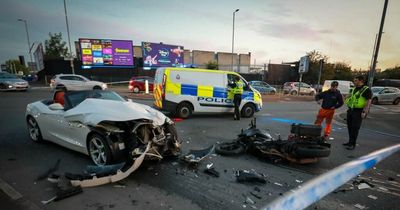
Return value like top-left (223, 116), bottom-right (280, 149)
top-left (0, 88), bottom-right (399, 210)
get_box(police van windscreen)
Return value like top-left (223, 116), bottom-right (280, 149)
top-left (155, 68), bottom-right (165, 84)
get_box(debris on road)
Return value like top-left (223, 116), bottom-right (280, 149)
top-left (245, 197), bottom-right (255, 205)
top-left (206, 163), bottom-right (213, 169)
top-left (250, 191), bottom-right (262, 199)
top-left (295, 179), bottom-right (303, 183)
top-left (368, 195), bottom-right (377, 200)
top-left (378, 187), bottom-right (388, 191)
top-left (204, 168), bottom-right (220, 178)
top-left (36, 159), bottom-right (61, 181)
top-left (354, 203), bottom-right (366, 209)
top-left (183, 145), bottom-right (215, 164)
top-left (357, 183), bottom-right (372, 190)
top-left (42, 177), bottom-right (83, 205)
top-left (236, 170), bottom-right (266, 184)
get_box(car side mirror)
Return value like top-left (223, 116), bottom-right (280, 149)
top-left (49, 103), bottom-right (64, 110)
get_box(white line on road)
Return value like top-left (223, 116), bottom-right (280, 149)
top-left (0, 177), bottom-right (22, 200)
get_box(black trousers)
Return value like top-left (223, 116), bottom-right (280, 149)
top-left (233, 94), bottom-right (242, 119)
top-left (346, 108), bottom-right (363, 146)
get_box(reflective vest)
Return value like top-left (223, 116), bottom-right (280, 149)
top-left (345, 86), bottom-right (369, 108)
top-left (232, 81), bottom-right (244, 94)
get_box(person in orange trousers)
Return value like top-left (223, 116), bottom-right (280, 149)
top-left (314, 81), bottom-right (343, 137)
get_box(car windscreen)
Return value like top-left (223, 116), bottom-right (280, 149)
top-left (65, 91), bottom-right (125, 108)
top-left (0, 73), bottom-right (17, 79)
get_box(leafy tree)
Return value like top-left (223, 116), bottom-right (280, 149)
top-left (205, 61), bottom-right (218, 70)
top-left (333, 62), bottom-right (353, 81)
top-left (44, 32), bottom-right (68, 59)
top-left (302, 50), bottom-right (330, 84)
top-left (3, 60), bottom-right (29, 75)
top-left (377, 66), bottom-right (400, 79)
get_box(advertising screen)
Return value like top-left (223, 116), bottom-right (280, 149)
top-left (79, 39), bottom-right (134, 67)
top-left (142, 42), bottom-right (184, 67)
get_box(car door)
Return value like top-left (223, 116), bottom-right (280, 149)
top-left (379, 88), bottom-right (390, 102)
top-left (300, 83), bottom-right (310, 94)
top-left (386, 88), bottom-right (398, 102)
top-left (261, 82), bottom-right (271, 93)
top-left (73, 75), bottom-right (89, 90)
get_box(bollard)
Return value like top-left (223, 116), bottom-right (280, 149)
top-left (145, 80), bottom-right (149, 94)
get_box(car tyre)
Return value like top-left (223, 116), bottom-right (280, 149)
top-left (241, 103), bottom-right (255, 118)
top-left (27, 116), bottom-right (43, 142)
top-left (87, 133), bottom-right (113, 166)
top-left (309, 91), bottom-right (315, 96)
top-left (176, 102), bottom-right (192, 119)
top-left (290, 90), bottom-right (297, 95)
top-left (93, 86), bottom-right (102, 90)
top-left (393, 98), bottom-right (400, 105)
top-left (133, 86), bottom-right (140, 93)
top-left (372, 97), bottom-right (379, 105)
top-left (270, 90), bottom-right (276, 95)
top-left (215, 142), bottom-right (245, 156)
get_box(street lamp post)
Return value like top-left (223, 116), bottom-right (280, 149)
top-left (63, 0), bottom-right (75, 74)
top-left (231, 9), bottom-right (239, 72)
top-left (17, 19), bottom-right (33, 65)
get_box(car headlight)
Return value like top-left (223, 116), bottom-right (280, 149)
top-left (102, 83), bottom-right (108, 89)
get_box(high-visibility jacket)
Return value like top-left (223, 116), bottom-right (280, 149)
top-left (232, 81), bottom-right (244, 94)
top-left (345, 86), bottom-right (369, 108)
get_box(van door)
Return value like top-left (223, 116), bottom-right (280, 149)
top-left (153, 68), bottom-right (166, 109)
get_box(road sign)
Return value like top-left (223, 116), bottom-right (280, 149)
top-left (299, 56), bottom-right (310, 74)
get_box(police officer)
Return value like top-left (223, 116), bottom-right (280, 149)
top-left (229, 76), bottom-right (244, 120)
top-left (343, 76), bottom-right (372, 150)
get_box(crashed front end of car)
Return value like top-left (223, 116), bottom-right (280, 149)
top-left (93, 118), bottom-right (181, 164)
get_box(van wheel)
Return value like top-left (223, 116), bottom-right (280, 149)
top-left (372, 97), bottom-right (379, 105)
top-left (176, 102), bottom-right (192, 119)
top-left (241, 103), bottom-right (255, 118)
top-left (393, 98), bottom-right (400, 105)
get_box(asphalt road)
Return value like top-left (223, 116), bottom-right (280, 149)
top-left (0, 89), bottom-right (399, 210)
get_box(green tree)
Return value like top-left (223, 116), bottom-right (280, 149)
top-left (4, 60), bottom-right (29, 75)
top-left (44, 32), bottom-right (68, 59)
top-left (377, 66), bottom-right (400, 79)
top-left (302, 50), bottom-right (330, 84)
top-left (333, 62), bottom-right (353, 81)
top-left (205, 61), bottom-right (218, 70)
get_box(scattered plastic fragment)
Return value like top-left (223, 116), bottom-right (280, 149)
top-left (250, 192), bottom-right (262, 199)
top-left (357, 183), bottom-right (371, 190)
top-left (204, 168), bottom-right (220, 178)
top-left (295, 179), bottom-right (303, 183)
top-left (274, 182), bottom-right (283, 187)
top-left (183, 145), bottom-right (215, 163)
top-left (368, 195), bottom-right (377, 200)
top-left (245, 197), bottom-right (255, 205)
top-left (113, 184), bottom-right (126, 188)
top-left (236, 170), bottom-right (266, 184)
top-left (36, 159), bottom-right (61, 181)
top-left (207, 163), bottom-right (214, 169)
top-left (378, 187), bottom-right (388, 191)
top-left (354, 204), bottom-right (366, 209)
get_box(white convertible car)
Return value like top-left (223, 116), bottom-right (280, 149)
top-left (26, 90), bottom-right (181, 166)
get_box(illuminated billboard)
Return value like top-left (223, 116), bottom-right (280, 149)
top-left (79, 39), bottom-right (134, 68)
top-left (142, 42), bottom-right (184, 67)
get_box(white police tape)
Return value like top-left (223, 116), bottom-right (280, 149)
top-left (263, 144), bottom-right (400, 210)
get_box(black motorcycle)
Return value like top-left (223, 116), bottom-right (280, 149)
top-left (215, 118), bottom-right (331, 162)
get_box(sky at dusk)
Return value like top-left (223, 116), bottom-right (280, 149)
top-left (0, 0), bottom-right (399, 70)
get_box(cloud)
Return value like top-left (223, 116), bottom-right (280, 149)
top-left (256, 22), bottom-right (320, 40)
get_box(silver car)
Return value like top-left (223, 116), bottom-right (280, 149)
top-left (371, 86), bottom-right (400, 105)
top-left (0, 72), bottom-right (29, 91)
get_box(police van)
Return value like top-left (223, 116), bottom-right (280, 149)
top-left (153, 67), bottom-right (262, 118)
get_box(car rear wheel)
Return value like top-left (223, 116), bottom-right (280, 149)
top-left (290, 90), bottom-right (297, 95)
top-left (133, 86), bottom-right (140, 93)
top-left (88, 133), bottom-right (113, 166)
top-left (93, 86), bottom-right (102, 90)
top-left (27, 117), bottom-right (43, 142)
top-left (393, 98), bottom-right (400, 105)
top-left (372, 97), bottom-right (379, 105)
top-left (176, 102), bottom-right (192, 119)
top-left (270, 90), bottom-right (276, 95)
top-left (241, 103), bottom-right (255, 118)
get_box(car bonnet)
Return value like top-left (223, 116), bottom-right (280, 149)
top-left (64, 98), bottom-right (167, 126)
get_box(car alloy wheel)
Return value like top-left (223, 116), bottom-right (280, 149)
top-left (89, 136), bottom-right (108, 166)
top-left (133, 87), bottom-right (140, 93)
top-left (27, 117), bottom-right (41, 142)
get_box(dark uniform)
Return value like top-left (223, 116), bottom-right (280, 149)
top-left (344, 85), bottom-right (372, 149)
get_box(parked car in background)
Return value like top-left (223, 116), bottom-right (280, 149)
top-left (248, 81), bottom-right (276, 94)
top-left (375, 79), bottom-right (400, 88)
top-left (50, 74), bottom-right (107, 91)
top-left (0, 72), bottom-right (29, 91)
top-left (129, 76), bottom-right (154, 93)
top-left (371, 86), bottom-right (400, 105)
top-left (283, 82), bottom-right (316, 96)
top-left (322, 80), bottom-right (354, 95)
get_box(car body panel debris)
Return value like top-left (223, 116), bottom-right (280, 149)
top-left (204, 168), bottom-right (220, 177)
top-left (368, 195), bottom-right (377, 200)
top-left (354, 203), bottom-right (366, 209)
top-left (183, 145), bottom-right (215, 163)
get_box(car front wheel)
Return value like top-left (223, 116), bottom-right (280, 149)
top-left (133, 86), bottom-right (140, 93)
top-left (88, 133), bottom-right (113, 166)
top-left (393, 98), bottom-right (400, 105)
top-left (372, 97), bottom-right (379, 105)
top-left (27, 117), bottom-right (43, 142)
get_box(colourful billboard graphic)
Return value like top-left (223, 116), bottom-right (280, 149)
top-left (142, 42), bottom-right (184, 67)
top-left (79, 39), bottom-right (134, 67)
